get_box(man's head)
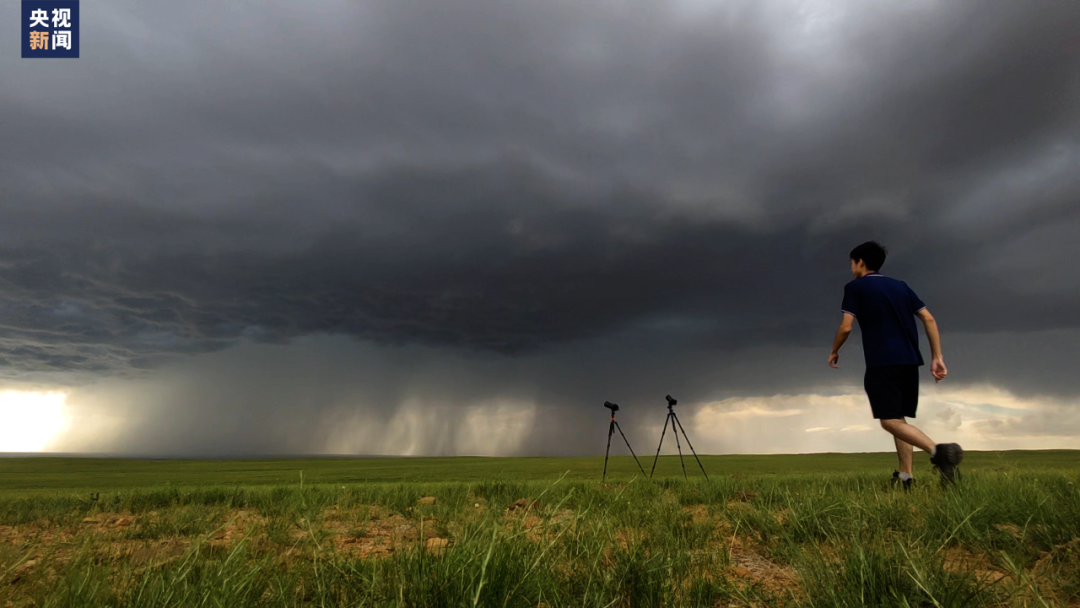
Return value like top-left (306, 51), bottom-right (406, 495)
top-left (850, 241), bottom-right (887, 278)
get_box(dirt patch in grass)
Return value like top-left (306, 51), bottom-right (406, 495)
top-left (90, 537), bottom-right (193, 571)
top-left (507, 498), bottom-right (540, 512)
top-left (500, 506), bottom-right (576, 544)
top-left (321, 506), bottom-right (445, 557)
top-left (1035, 537), bottom-right (1080, 571)
top-left (201, 509), bottom-right (267, 548)
top-left (681, 504), bottom-right (711, 524)
top-left (1032, 537), bottom-right (1080, 603)
top-left (942, 546), bottom-right (1010, 584)
top-left (0, 512), bottom-right (141, 547)
top-left (333, 533), bottom-right (395, 558)
top-left (1, 530), bottom-right (192, 595)
top-left (727, 536), bottom-right (800, 596)
top-left (724, 499), bottom-right (758, 513)
top-left (1, 504), bottom-right (465, 586)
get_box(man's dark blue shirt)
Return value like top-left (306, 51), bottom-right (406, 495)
top-left (841, 273), bottom-right (926, 368)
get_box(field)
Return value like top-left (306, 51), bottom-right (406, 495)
top-left (1, 451), bottom-right (1078, 607)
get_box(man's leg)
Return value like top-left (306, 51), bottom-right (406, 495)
top-left (870, 367), bottom-right (964, 485)
top-left (879, 418), bottom-right (935, 453)
top-left (894, 433), bottom-right (914, 476)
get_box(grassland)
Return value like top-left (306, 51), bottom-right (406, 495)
top-left (1, 451), bottom-right (1078, 607)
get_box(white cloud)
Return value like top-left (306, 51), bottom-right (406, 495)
top-left (682, 384), bottom-right (1080, 455)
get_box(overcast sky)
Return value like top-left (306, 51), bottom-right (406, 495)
top-left (1, 0), bottom-right (1079, 456)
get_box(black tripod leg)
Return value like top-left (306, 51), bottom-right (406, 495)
top-left (672, 413), bottom-right (709, 480)
top-left (603, 418), bottom-right (615, 483)
top-left (649, 414), bottom-right (671, 479)
top-left (613, 420), bottom-right (648, 477)
top-left (672, 413), bottom-right (687, 480)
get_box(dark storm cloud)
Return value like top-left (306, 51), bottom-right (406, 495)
top-left (1, 0), bottom-right (1079, 405)
top-left (53, 331), bottom-right (841, 457)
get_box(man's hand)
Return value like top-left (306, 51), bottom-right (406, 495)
top-left (829, 313), bottom-right (854, 368)
top-left (931, 358), bottom-right (947, 382)
top-left (916, 309), bottom-right (946, 382)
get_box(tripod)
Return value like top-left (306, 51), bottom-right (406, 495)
top-left (602, 401), bottom-right (648, 482)
top-left (649, 395), bottom-right (708, 480)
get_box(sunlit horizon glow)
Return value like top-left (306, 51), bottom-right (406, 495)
top-left (10, 380), bottom-right (1080, 457)
top-left (0, 390), bottom-right (69, 452)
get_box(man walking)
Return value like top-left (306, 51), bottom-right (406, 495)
top-left (829, 241), bottom-right (964, 486)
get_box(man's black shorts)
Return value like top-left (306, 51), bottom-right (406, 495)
top-left (864, 364), bottom-right (919, 420)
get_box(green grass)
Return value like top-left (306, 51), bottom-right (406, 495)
top-left (1, 450), bottom-right (1076, 491)
top-left (0, 451), bottom-right (1078, 607)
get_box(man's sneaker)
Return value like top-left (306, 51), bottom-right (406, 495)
top-left (930, 443), bottom-right (964, 485)
top-left (891, 470), bottom-right (914, 491)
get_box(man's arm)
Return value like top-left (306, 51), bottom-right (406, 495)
top-left (916, 308), bottom-right (947, 382)
top-left (828, 313), bottom-right (855, 368)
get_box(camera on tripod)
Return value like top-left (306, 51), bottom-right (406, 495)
top-left (650, 394), bottom-right (708, 480)
top-left (600, 400), bottom-right (644, 481)
top-left (599, 395), bottom-right (708, 482)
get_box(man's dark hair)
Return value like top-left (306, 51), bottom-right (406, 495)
top-left (850, 241), bottom-right (887, 271)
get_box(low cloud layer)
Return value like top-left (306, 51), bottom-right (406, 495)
top-left (42, 330), bottom-right (1080, 457)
